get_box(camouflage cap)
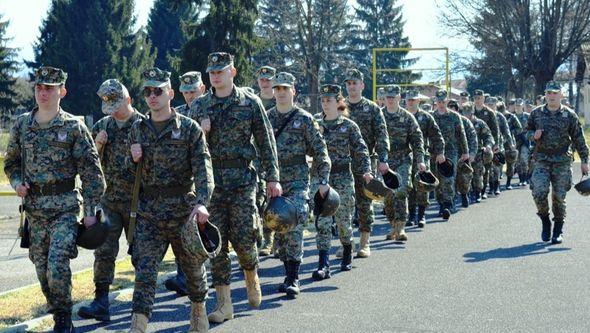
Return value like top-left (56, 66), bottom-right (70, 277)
top-left (545, 80), bottom-right (561, 92)
top-left (515, 98), bottom-right (524, 105)
top-left (178, 71), bottom-right (202, 92)
top-left (142, 67), bottom-right (171, 88)
top-left (377, 87), bottom-right (386, 99)
top-left (272, 72), bottom-right (296, 88)
top-left (344, 68), bottom-right (364, 82)
top-left (447, 99), bottom-right (459, 110)
top-left (256, 66), bottom-right (276, 80)
top-left (473, 89), bottom-right (484, 96)
top-left (434, 89), bottom-right (448, 101)
top-left (319, 84), bottom-right (341, 97)
top-left (34, 66), bottom-right (67, 86)
top-left (508, 98), bottom-right (516, 106)
top-left (383, 84), bottom-right (401, 97)
top-left (460, 91), bottom-right (470, 97)
top-left (462, 102), bottom-right (474, 115)
top-left (485, 96), bottom-right (498, 104)
top-left (97, 79), bottom-right (128, 115)
top-left (206, 52), bottom-right (234, 73)
top-left (405, 89), bottom-right (420, 99)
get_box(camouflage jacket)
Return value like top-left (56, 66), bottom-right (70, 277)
top-left (127, 109), bottom-right (214, 207)
top-left (496, 112), bottom-right (514, 148)
top-left (345, 97), bottom-right (389, 162)
top-left (382, 107), bottom-right (425, 164)
top-left (189, 85), bottom-right (280, 189)
top-left (460, 114), bottom-right (478, 160)
top-left (258, 93), bottom-right (276, 111)
top-left (526, 105), bottom-right (589, 164)
top-left (92, 109), bottom-right (145, 204)
top-left (410, 109), bottom-right (445, 157)
top-left (470, 117), bottom-right (494, 150)
top-left (4, 108), bottom-right (105, 216)
top-left (515, 111), bottom-right (530, 130)
top-left (474, 105), bottom-right (500, 148)
top-left (316, 115), bottom-right (371, 177)
top-left (175, 103), bottom-right (191, 117)
top-left (432, 109), bottom-right (469, 156)
top-left (268, 106), bottom-right (330, 184)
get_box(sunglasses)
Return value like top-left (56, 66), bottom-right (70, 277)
top-left (143, 87), bottom-right (164, 97)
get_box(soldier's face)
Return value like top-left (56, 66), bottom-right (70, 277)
top-left (321, 96), bottom-right (338, 113)
top-left (345, 80), bottom-right (364, 97)
top-left (274, 86), bottom-right (294, 105)
top-left (182, 90), bottom-right (200, 105)
top-left (35, 84), bottom-right (66, 107)
top-left (545, 91), bottom-right (562, 107)
top-left (436, 100), bottom-right (447, 111)
top-left (459, 97), bottom-right (469, 105)
top-left (385, 95), bottom-right (399, 108)
top-left (257, 78), bottom-right (273, 90)
top-left (209, 67), bottom-right (235, 89)
top-left (508, 105), bottom-right (515, 112)
top-left (406, 98), bottom-right (419, 110)
top-left (144, 86), bottom-right (173, 112)
top-left (474, 95), bottom-right (484, 106)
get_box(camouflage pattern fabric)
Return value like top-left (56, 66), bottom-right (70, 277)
top-left (316, 175), bottom-right (355, 251)
top-left (383, 160), bottom-right (412, 222)
top-left (93, 202), bottom-right (129, 286)
top-left (175, 103), bottom-right (191, 117)
top-left (474, 106), bottom-right (500, 148)
top-left (259, 95), bottom-right (276, 111)
top-left (515, 111), bottom-right (531, 177)
top-left (470, 118), bottom-right (494, 192)
top-left (456, 115), bottom-right (477, 194)
top-left (502, 111), bottom-right (522, 177)
top-left (274, 181), bottom-right (309, 262)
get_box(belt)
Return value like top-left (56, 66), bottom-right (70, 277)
top-left (142, 184), bottom-right (193, 198)
top-left (212, 158), bottom-right (251, 169)
top-left (537, 145), bottom-right (569, 155)
top-left (331, 163), bottom-right (351, 174)
top-left (29, 178), bottom-right (76, 196)
top-left (279, 155), bottom-right (307, 167)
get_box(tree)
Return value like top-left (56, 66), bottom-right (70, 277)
top-left (0, 15), bottom-right (19, 125)
top-left (440, 0), bottom-right (590, 95)
top-left (30, 0), bottom-right (156, 120)
top-left (350, 0), bottom-right (419, 98)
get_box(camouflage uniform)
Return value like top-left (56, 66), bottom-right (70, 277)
top-left (463, 106), bottom-right (494, 196)
top-left (500, 107), bottom-right (522, 180)
top-left (257, 66), bottom-right (277, 111)
top-left (473, 90), bottom-right (500, 193)
top-left (3, 67), bottom-right (105, 318)
top-left (515, 107), bottom-right (531, 183)
top-left (490, 108), bottom-right (513, 190)
top-left (456, 114), bottom-right (478, 195)
top-left (176, 71), bottom-right (204, 117)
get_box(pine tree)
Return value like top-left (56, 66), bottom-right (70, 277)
top-left (0, 15), bottom-right (19, 126)
top-left (30, 0), bottom-right (156, 121)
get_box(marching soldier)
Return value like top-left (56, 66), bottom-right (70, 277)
top-left (377, 87), bottom-right (386, 108)
top-left (527, 81), bottom-right (588, 244)
top-left (488, 97), bottom-right (513, 196)
top-left (497, 102), bottom-right (522, 190)
top-left (176, 71), bottom-right (206, 117)
top-left (256, 65), bottom-right (276, 110)
top-left (343, 68), bottom-right (389, 258)
top-left (449, 99), bottom-right (478, 208)
top-left (458, 91), bottom-right (470, 110)
top-left (189, 52), bottom-right (282, 323)
top-left (77, 79), bottom-right (145, 322)
top-left (4, 66), bottom-right (106, 332)
top-left (514, 98), bottom-right (531, 186)
top-left (473, 90), bottom-right (500, 199)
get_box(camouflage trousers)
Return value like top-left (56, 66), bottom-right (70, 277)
top-left (456, 163), bottom-right (474, 195)
top-left (490, 161), bottom-right (502, 184)
top-left (275, 181), bottom-right (309, 262)
top-left (27, 205), bottom-right (79, 314)
top-left (506, 158), bottom-right (517, 178)
top-left (483, 161), bottom-right (492, 189)
top-left (530, 160), bottom-right (573, 221)
top-left (93, 200), bottom-right (130, 287)
top-left (354, 174), bottom-right (374, 233)
top-left (131, 198), bottom-right (208, 317)
top-left (408, 157), bottom-right (431, 208)
top-left (256, 177), bottom-right (271, 246)
top-left (316, 173), bottom-right (355, 251)
top-left (384, 158), bottom-right (411, 223)
top-left (434, 152), bottom-right (459, 203)
top-left (517, 145), bottom-right (531, 177)
top-left (470, 157), bottom-right (486, 192)
top-left (210, 184), bottom-right (259, 286)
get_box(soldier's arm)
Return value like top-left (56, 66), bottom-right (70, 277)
top-left (512, 115), bottom-right (523, 135)
top-left (350, 123), bottom-right (372, 175)
top-left (73, 121), bottom-right (106, 217)
top-left (501, 117), bottom-right (515, 146)
top-left (190, 121), bottom-right (214, 206)
top-left (482, 123), bottom-right (495, 148)
top-left (427, 115), bottom-right (445, 156)
top-left (251, 98), bottom-right (280, 182)
top-left (373, 107), bottom-right (390, 162)
top-left (569, 113), bottom-right (589, 164)
top-left (456, 115), bottom-right (469, 155)
top-left (4, 116), bottom-right (24, 189)
top-left (466, 121), bottom-right (478, 159)
top-left (306, 117), bottom-right (331, 184)
top-left (409, 116), bottom-right (425, 164)
top-left (489, 111), bottom-right (500, 147)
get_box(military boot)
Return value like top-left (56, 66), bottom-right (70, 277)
top-left (312, 250), bottom-right (331, 281)
top-left (244, 268), bottom-right (262, 307)
top-left (518, 174), bottom-right (524, 186)
top-left (481, 186), bottom-right (488, 199)
top-left (188, 302), bottom-right (209, 333)
top-left (357, 231), bottom-right (371, 258)
top-left (395, 221), bottom-right (408, 241)
top-left (539, 214), bottom-right (551, 242)
top-left (208, 285), bottom-right (234, 323)
top-left (258, 230), bottom-right (274, 256)
top-left (53, 312), bottom-right (75, 333)
top-left (386, 220), bottom-right (396, 240)
top-left (164, 264), bottom-right (188, 296)
top-left (551, 219), bottom-right (564, 244)
top-left (286, 261), bottom-right (301, 298)
top-left (340, 244), bottom-right (353, 271)
top-left (278, 261), bottom-right (289, 293)
top-left (417, 206), bottom-right (427, 228)
top-left (441, 203), bottom-right (451, 220)
top-left (406, 205), bottom-right (416, 227)
top-left (474, 189), bottom-right (482, 203)
top-left (506, 176), bottom-right (513, 190)
top-left (461, 193), bottom-right (469, 208)
top-left (494, 181), bottom-right (501, 195)
top-left (129, 313), bottom-right (148, 333)
top-left (78, 284), bottom-right (110, 321)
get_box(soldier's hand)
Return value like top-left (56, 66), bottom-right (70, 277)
top-left (83, 216), bottom-right (97, 228)
top-left (363, 172), bottom-right (373, 184)
top-left (435, 154), bottom-right (446, 164)
top-left (95, 130), bottom-right (108, 150)
top-left (319, 184), bottom-right (330, 197)
top-left (582, 163), bottom-right (589, 176)
top-left (267, 182), bottom-right (282, 198)
top-left (378, 162), bottom-right (389, 175)
top-left (460, 153), bottom-right (470, 161)
top-left (15, 183), bottom-right (29, 198)
top-left (533, 129), bottom-right (543, 140)
top-left (130, 144), bottom-right (142, 162)
top-left (201, 118), bottom-right (211, 133)
top-left (418, 163), bottom-right (427, 172)
top-left (190, 204), bottom-right (209, 224)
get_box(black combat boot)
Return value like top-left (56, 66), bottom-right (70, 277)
top-left (539, 214), bottom-right (551, 242)
top-left (493, 181), bottom-right (501, 195)
top-left (340, 244), bottom-right (353, 271)
top-left (417, 206), bottom-right (426, 228)
top-left (506, 176), bottom-right (513, 190)
top-left (473, 189), bottom-right (482, 203)
top-left (406, 205), bottom-right (416, 227)
top-left (78, 284), bottom-right (110, 321)
top-left (551, 219), bottom-right (564, 244)
top-left (481, 185), bottom-right (488, 199)
top-left (286, 261), bottom-right (300, 298)
top-left (461, 193), bottom-right (469, 208)
top-left (164, 263), bottom-right (188, 296)
top-left (312, 250), bottom-right (331, 281)
top-left (53, 312), bottom-right (75, 333)
top-left (278, 261), bottom-right (290, 292)
top-left (441, 203), bottom-right (451, 220)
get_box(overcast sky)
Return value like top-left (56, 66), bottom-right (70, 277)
top-left (0, 0), bottom-right (472, 81)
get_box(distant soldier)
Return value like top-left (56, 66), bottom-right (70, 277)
top-left (449, 99), bottom-right (478, 207)
top-left (527, 81), bottom-right (588, 244)
top-left (488, 97), bottom-right (513, 196)
top-left (176, 71), bottom-right (206, 117)
top-left (4, 66), bottom-right (106, 332)
top-left (473, 89), bottom-right (500, 199)
top-left (497, 102), bottom-right (522, 190)
top-left (77, 79), bottom-right (145, 322)
top-left (377, 87), bottom-right (386, 108)
top-left (458, 91), bottom-right (470, 110)
top-left (514, 98), bottom-right (531, 186)
top-left (256, 65), bottom-right (276, 110)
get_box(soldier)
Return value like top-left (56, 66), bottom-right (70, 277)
top-left (527, 81), bottom-right (589, 244)
top-left (189, 52), bottom-right (281, 323)
top-left (266, 72), bottom-right (330, 297)
top-left (488, 97), bottom-right (513, 196)
top-left (497, 102), bottom-right (522, 190)
top-left (126, 68), bottom-right (214, 332)
top-left (377, 87), bottom-right (386, 108)
top-left (256, 65), bottom-right (276, 110)
top-left (343, 68), bottom-right (389, 258)
top-left (77, 79), bottom-right (145, 322)
top-left (406, 89), bottom-right (445, 227)
top-left (514, 98), bottom-right (531, 186)
top-left (458, 91), bottom-right (470, 109)
top-left (381, 85), bottom-right (425, 240)
top-left (431, 89), bottom-right (469, 219)
top-left (4, 66), bottom-right (106, 332)
top-left (461, 103), bottom-right (494, 203)
top-left (473, 89), bottom-right (500, 199)
top-left (314, 84), bottom-right (372, 278)
top-left (449, 99), bottom-right (478, 208)
top-left (176, 71), bottom-right (206, 117)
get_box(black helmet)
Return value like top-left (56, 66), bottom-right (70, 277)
top-left (494, 151), bottom-right (506, 165)
top-left (77, 210), bottom-right (110, 250)
top-left (383, 169), bottom-right (401, 190)
top-left (457, 159), bottom-right (473, 175)
top-left (437, 159), bottom-right (455, 178)
top-left (181, 219), bottom-right (221, 261)
top-left (363, 179), bottom-right (392, 201)
top-left (413, 170), bottom-right (439, 192)
top-left (574, 177), bottom-right (590, 196)
top-left (263, 196), bottom-right (298, 234)
top-left (313, 187), bottom-right (340, 217)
